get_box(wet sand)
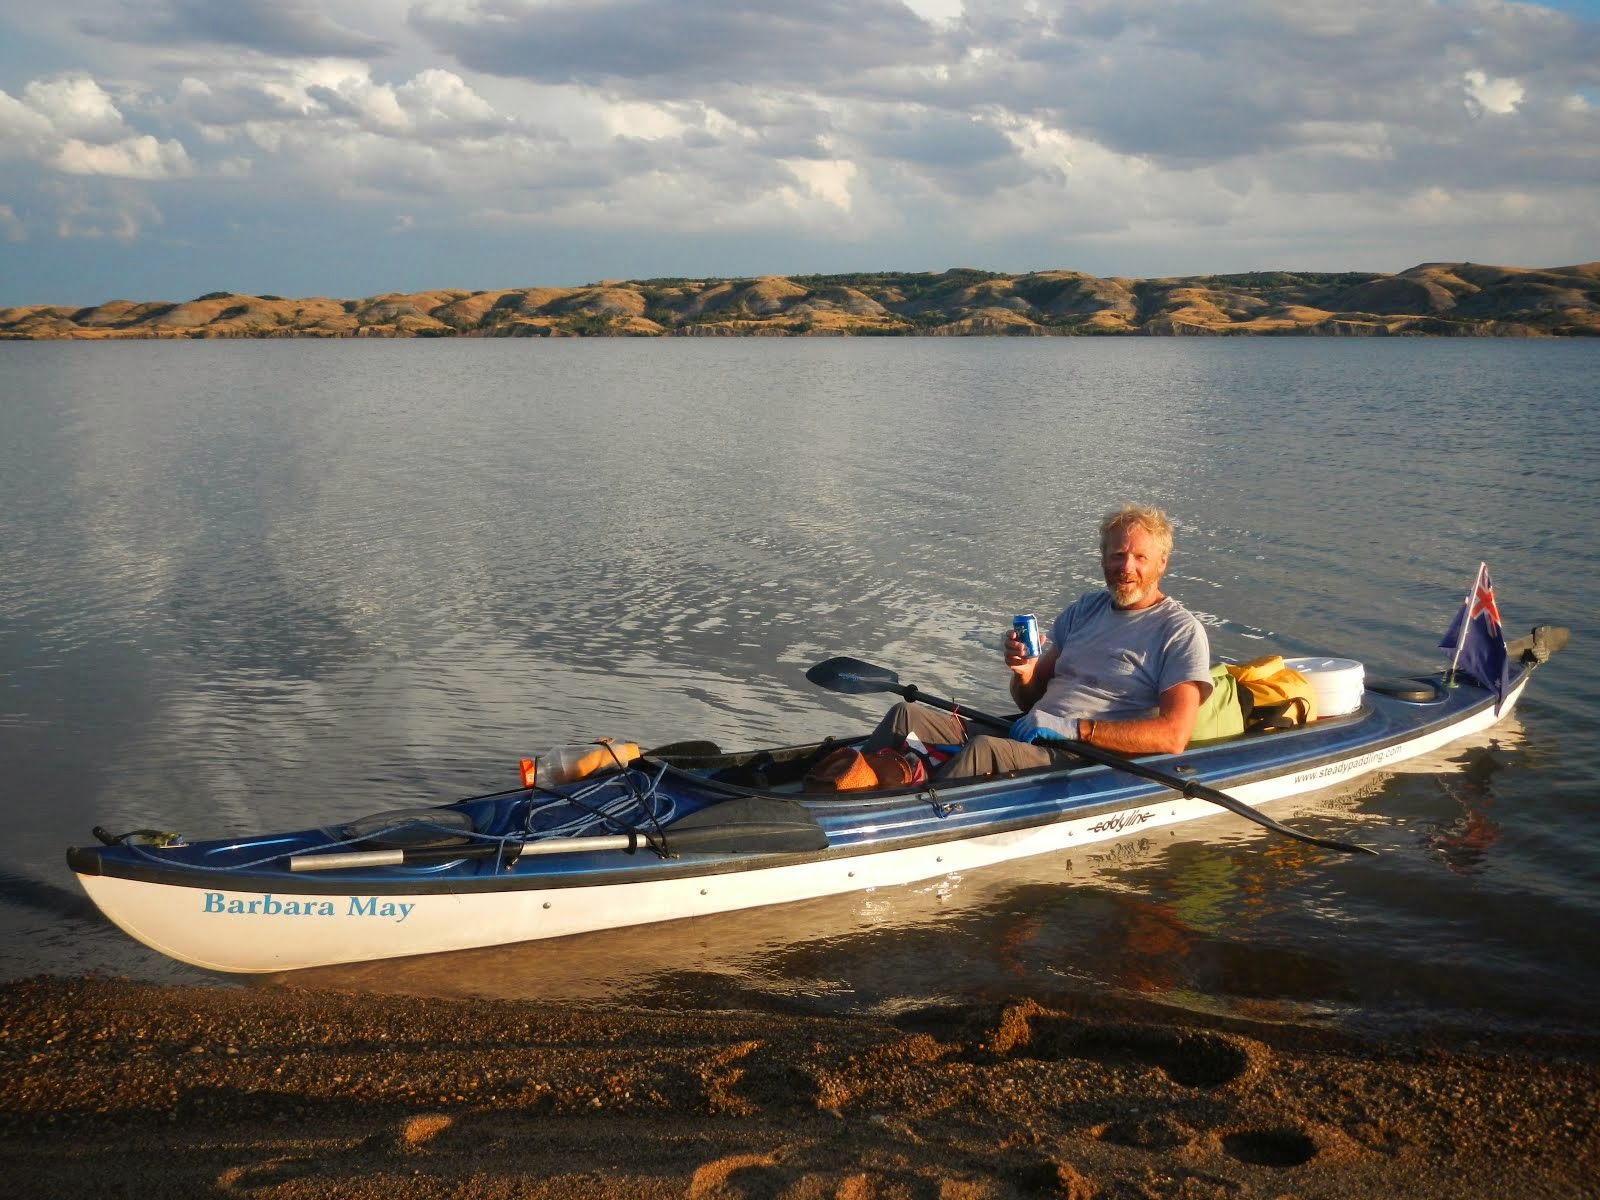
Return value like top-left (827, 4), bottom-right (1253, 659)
top-left (2, 975), bottom-right (1596, 1199)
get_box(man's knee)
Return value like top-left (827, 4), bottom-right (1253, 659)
top-left (865, 702), bottom-right (966, 753)
top-left (938, 733), bottom-right (1057, 779)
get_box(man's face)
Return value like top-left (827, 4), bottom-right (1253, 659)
top-left (1101, 524), bottom-right (1168, 610)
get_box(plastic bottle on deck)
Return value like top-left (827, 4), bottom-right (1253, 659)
top-left (519, 741), bottom-right (641, 787)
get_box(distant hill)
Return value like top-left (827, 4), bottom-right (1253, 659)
top-left (5, 262), bottom-right (1598, 339)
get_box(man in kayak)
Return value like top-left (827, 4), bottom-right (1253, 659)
top-left (864, 503), bottom-right (1212, 778)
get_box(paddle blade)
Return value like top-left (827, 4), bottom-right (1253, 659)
top-left (1184, 779), bottom-right (1377, 856)
top-left (642, 739), bottom-right (724, 760)
top-left (806, 656), bottom-right (904, 696)
top-left (665, 798), bottom-right (828, 855)
top-left (1505, 624), bottom-right (1570, 664)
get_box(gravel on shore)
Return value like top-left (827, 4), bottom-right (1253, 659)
top-left (2, 975), bottom-right (1596, 1199)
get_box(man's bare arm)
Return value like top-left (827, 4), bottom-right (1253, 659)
top-left (1078, 680), bottom-right (1204, 756)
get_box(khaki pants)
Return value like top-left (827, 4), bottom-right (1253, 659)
top-left (861, 701), bottom-right (1075, 780)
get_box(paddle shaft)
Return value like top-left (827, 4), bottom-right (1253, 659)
top-left (289, 799), bottom-right (829, 872)
top-left (885, 681), bottom-right (1375, 857)
top-left (289, 833), bottom-right (646, 872)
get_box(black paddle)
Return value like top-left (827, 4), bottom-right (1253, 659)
top-left (806, 656), bottom-right (1377, 857)
top-left (289, 797), bottom-right (827, 871)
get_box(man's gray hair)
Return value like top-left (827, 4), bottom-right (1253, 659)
top-left (1100, 504), bottom-right (1174, 558)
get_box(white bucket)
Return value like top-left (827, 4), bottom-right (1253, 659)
top-left (1283, 657), bottom-right (1365, 718)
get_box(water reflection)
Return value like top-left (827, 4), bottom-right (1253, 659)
top-left (1420, 746), bottom-right (1507, 875)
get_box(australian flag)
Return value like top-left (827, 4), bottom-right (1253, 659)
top-left (1438, 563), bottom-right (1511, 713)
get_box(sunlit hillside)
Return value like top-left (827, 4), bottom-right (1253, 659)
top-left (5, 262), bottom-right (1597, 339)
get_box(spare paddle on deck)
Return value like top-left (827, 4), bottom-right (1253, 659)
top-left (806, 655), bottom-right (1377, 857)
top-left (290, 797), bottom-right (827, 872)
top-left (642, 739), bottom-right (723, 759)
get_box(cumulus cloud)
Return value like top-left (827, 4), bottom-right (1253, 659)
top-left (54, 134), bottom-right (191, 179)
top-left (1463, 69), bottom-right (1526, 116)
top-left (166, 62), bottom-right (505, 142)
top-left (169, 76), bottom-right (313, 128)
top-left (396, 68), bottom-right (498, 127)
top-left (781, 157), bottom-right (857, 213)
top-left (23, 75), bottom-right (126, 140)
top-left (0, 90), bottom-right (58, 158)
top-left (1, 75), bottom-right (192, 179)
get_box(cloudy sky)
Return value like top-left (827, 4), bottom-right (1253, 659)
top-left (2, 0), bottom-right (1597, 306)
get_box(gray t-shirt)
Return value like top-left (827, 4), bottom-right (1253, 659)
top-left (1030, 592), bottom-right (1211, 734)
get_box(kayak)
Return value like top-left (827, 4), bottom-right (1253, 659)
top-left (66, 627), bottom-right (1567, 975)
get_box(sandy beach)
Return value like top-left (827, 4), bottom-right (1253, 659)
top-left (2, 975), bottom-right (1595, 1199)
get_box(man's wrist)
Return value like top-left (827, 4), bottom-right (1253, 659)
top-left (1077, 718), bottom-right (1096, 742)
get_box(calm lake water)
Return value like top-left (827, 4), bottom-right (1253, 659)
top-left (2, 337), bottom-right (1597, 1043)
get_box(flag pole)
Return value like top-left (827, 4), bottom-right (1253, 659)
top-left (1445, 562), bottom-right (1485, 687)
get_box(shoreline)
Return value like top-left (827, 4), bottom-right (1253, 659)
top-left (3, 975), bottom-right (1595, 1199)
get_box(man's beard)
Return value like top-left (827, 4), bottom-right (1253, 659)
top-left (1111, 579), bottom-right (1153, 608)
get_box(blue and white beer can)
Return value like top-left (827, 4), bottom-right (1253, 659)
top-left (1012, 613), bottom-right (1041, 658)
